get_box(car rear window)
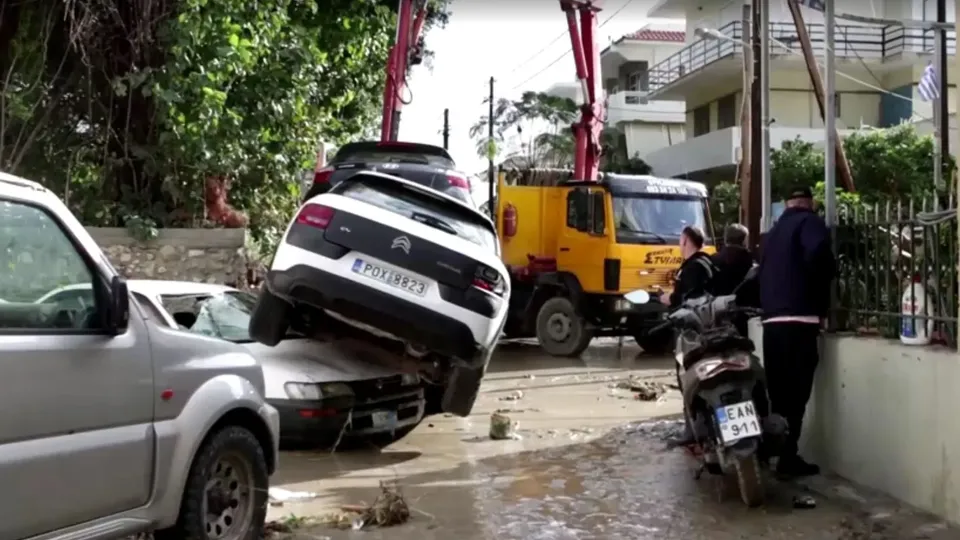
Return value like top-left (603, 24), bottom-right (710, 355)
top-left (337, 179), bottom-right (496, 251)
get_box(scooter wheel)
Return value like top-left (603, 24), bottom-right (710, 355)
top-left (734, 454), bottom-right (765, 507)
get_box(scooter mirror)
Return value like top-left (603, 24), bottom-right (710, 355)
top-left (624, 289), bottom-right (650, 304)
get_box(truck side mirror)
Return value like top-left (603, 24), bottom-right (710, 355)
top-left (589, 191), bottom-right (605, 235)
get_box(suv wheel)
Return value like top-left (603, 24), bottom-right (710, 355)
top-left (156, 426), bottom-right (268, 540)
top-left (248, 289), bottom-right (291, 346)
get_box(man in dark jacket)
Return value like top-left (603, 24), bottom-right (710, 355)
top-left (712, 224), bottom-right (754, 337)
top-left (758, 185), bottom-right (836, 478)
top-left (669, 225), bottom-right (715, 308)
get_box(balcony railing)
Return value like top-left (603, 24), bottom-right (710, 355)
top-left (648, 21), bottom-right (957, 93)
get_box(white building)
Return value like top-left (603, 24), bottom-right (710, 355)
top-left (637, 0), bottom-right (956, 182)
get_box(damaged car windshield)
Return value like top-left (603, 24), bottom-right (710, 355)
top-left (160, 291), bottom-right (257, 343)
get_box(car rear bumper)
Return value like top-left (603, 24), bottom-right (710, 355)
top-left (267, 264), bottom-right (487, 364)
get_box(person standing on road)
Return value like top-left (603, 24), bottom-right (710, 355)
top-left (669, 226), bottom-right (715, 308)
top-left (712, 224), bottom-right (755, 337)
top-left (758, 186), bottom-right (836, 478)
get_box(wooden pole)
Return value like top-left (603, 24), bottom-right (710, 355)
top-left (739, 4), bottom-right (753, 227)
top-left (786, 0), bottom-right (856, 192)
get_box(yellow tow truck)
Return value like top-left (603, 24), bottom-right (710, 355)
top-left (495, 168), bottom-right (715, 356)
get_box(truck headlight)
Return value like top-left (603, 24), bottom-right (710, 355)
top-left (284, 382), bottom-right (354, 400)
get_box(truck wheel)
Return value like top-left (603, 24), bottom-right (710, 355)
top-left (156, 426), bottom-right (269, 540)
top-left (248, 288), bottom-right (290, 347)
top-left (535, 296), bottom-right (593, 357)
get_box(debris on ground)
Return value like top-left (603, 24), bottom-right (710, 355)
top-left (495, 407), bottom-right (541, 414)
top-left (268, 488), bottom-right (320, 507)
top-left (264, 514), bottom-right (319, 537)
top-left (317, 481), bottom-right (411, 531)
top-left (489, 412), bottom-right (520, 440)
top-left (498, 390), bottom-right (524, 401)
top-left (792, 494), bottom-right (817, 509)
top-left (612, 376), bottom-right (669, 401)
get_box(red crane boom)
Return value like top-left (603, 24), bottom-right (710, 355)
top-left (562, 0), bottom-right (604, 182)
top-left (381, 0), bottom-right (429, 142)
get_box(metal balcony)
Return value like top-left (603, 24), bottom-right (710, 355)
top-left (648, 21), bottom-right (957, 95)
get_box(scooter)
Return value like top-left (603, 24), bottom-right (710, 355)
top-left (626, 275), bottom-right (786, 507)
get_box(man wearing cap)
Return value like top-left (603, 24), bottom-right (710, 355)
top-left (758, 185), bottom-right (836, 478)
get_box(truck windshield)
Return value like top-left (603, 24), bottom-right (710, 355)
top-left (613, 196), bottom-right (711, 244)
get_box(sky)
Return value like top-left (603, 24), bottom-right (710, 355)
top-left (397, 0), bottom-right (680, 181)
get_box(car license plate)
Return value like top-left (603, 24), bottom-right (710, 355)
top-left (351, 259), bottom-right (427, 297)
top-left (371, 410), bottom-right (398, 429)
top-left (714, 400), bottom-right (761, 444)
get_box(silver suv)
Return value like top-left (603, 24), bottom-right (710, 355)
top-left (0, 172), bottom-right (280, 540)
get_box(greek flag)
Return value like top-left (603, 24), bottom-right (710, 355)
top-left (918, 63), bottom-right (940, 102)
top-left (794, 0), bottom-right (825, 10)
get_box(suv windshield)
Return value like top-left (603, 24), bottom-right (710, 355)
top-left (613, 196), bottom-right (711, 244)
top-left (161, 291), bottom-right (257, 343)
top-left (338, 180), bottom-right (496, 251)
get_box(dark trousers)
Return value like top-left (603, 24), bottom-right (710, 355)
top-left (762, 322), bottom-right (820, 458)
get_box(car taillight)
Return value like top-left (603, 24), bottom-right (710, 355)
top-left (314, 167), bottom-right (334, 185)
top-left (296, 203), bottom-right (335, 229)
top-left (447, 174), bottom-right (470, 190)
top-left (472, 264), bottom-right (505, 296)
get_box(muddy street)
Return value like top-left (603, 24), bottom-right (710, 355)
top-left (266, 341), bottom-right (952, 540)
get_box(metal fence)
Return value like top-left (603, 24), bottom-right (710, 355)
top-left (832, 194), bottom-right (958, 347)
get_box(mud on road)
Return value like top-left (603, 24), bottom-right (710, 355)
top-left (266, 340), bottom-right (954, 540)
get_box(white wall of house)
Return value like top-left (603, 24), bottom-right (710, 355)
top-left (609, 40), bottom-right (686, 66)
top-left (622, 122), bottom-right (686, 160)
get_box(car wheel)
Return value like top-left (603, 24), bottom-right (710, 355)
top-left (441, 364), bottom-right (483, 417)
top-left (248, 288), bottom-right (291, 347)
top-left (156, 426), bottom-right (268, 540)
top-left (535, 296), bottom-right (593, 357)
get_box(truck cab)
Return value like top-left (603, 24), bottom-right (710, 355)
top-left (496, 168), bottom-right (714, 357)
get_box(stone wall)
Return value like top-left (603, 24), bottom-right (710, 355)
top-left (89, 228), bottom-right (249, 284)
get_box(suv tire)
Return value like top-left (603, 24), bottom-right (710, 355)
top-left (249, 289), bottom-right (291, 346)
top-left (156, 426), bottom-right (269, 540)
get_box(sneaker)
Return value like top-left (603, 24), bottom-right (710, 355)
top-left (776, 455), bottom-right (821, 478)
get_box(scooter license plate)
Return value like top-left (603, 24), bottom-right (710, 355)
top-left (714, 400), bottom-right (762, 444)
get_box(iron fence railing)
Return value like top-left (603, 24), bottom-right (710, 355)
top-left (833, 194), bottom-right (958, 347)
top-left (648, 22), bottom-right (958, 93)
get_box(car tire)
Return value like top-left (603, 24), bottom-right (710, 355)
top-left (248, 288), bottom-right (291, 346)
top-left (441, 365), bottom-right (483, 417)
top-left (535, 296), bottom-right (593, 357)
top-left (155, 426), bottom-right (269, 540)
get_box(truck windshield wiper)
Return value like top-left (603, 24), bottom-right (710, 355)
top-left (626, 229), bottom-right (668, 244)
top-left (411, 212), bottom-right (457, 235)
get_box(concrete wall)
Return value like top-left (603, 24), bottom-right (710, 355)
top-left (747, 320), bottom-right (960, 525)
top-left (623, 122), bottom-right (686, 161)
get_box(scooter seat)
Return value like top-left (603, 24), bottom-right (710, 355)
top-left (683, 335), bottom-right (755, 368)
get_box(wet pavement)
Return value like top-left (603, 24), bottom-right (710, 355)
top-left (267, 341), bottom-right (955, 540)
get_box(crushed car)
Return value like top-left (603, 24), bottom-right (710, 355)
top-left (127, 280), bottom-right (426, 448)
top-left (249, 170), bottom-right (509, 417)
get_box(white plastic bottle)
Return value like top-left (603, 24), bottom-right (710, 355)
top-left (900, 276), bottom-right (933, 346)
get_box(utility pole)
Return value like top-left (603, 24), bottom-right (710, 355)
top-left (488, 76), bottom-right (495, 220)
top-left (936, 0), bottom-right (949, 194)
top-left (442, 108), bottom-right (450, 150)
top-left (760, 0), bottom-right (771, 232)
top-left (739, 4), bottom-right (753, 227)
top-left (786, 0), bottom-right (855, 193)
top-left (748, 0), bottom-right (763, 249)
top-left (824, 0), bottom-right (837, 226)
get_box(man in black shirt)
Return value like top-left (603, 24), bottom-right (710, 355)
top-left (669, 226), bottom-right (715, 308)
top-left (712, 224), bottom-right (755, 336)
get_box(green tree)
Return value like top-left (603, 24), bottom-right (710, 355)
top-left (0, 0), bottom-right (449, 248)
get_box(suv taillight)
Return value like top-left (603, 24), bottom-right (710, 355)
top-left (313, 167), bottom-right (334, 185)
top-left (472, 264), bottom-right (505, 296)
top-left (447, 173), bottom-right (470, 190)
top-left (296, 204), bottom-right (335, 229)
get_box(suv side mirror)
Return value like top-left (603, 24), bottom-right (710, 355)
top-left (108, 276), bottom-right (130, 335)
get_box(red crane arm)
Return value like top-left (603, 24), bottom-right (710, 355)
top-left (381, 0), bottom-right (429, 142)
top-left (560, 0), bottom-right (604, 182)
